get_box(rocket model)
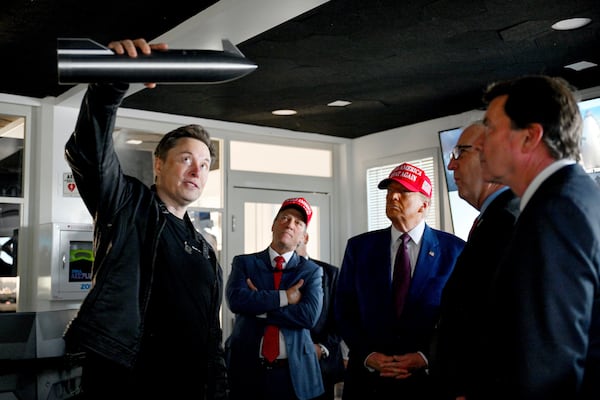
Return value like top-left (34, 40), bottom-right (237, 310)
top-left (57, 38), bottom-right (257, 84)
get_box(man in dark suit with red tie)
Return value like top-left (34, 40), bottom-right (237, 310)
top-left (225, 197), bottom-right (324, 400)
top-left (430, 122), bottom-right (520, 399)
top-left (335, 163), bottom-right (465, 399)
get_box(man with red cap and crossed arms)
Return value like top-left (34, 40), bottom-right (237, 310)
top-left (226, 197), bottom-right (324, 400)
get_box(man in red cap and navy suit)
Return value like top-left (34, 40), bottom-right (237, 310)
top-left (225, 197), bottom-right (324, 400)
top-left (335, 163), bottom-right (465, 399)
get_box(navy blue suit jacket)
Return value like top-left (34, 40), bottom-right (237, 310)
top-left (485, 164), bottom-right (600, 400)
top-left (226, 249), bottom-right (324, 400)
top-left (335, 224), bottom-right (464, 396)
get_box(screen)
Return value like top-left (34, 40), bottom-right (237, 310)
top-left (438, 127), bottom-right (478, 241)
top-left (579, 97), bottom-right (600, 172)
top-left (68, 240), bottom-right (93, 282)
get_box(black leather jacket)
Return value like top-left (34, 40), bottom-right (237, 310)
top-left (63, 83), bottom-right (227, 397)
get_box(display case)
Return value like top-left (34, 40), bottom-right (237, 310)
top-left (40, 223), bottom-right (93, 300)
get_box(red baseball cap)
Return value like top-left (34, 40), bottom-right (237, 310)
top-left (278, 197), bottom-right (313, 225)
top-left (377, 162), bottom-right (432, 198)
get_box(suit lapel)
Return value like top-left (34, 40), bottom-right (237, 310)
top-left (258, 249), bottom-right (276, 289)
top-left (269, 251), bottom-right (300, 289)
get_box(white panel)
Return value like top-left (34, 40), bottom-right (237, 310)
top-left (230, 141), bottom-right (332, 177)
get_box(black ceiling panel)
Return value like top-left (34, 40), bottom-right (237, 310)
top-left (1, 0), bottom-right (599, 138)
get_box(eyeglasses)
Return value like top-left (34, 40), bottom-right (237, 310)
top-left (449, 145), bottom-right (473, 161)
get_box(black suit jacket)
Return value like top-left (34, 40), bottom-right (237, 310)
top-left (309, 258), bottom-right (345, 385)
top-left (432, 188), bottom-right (519, 399)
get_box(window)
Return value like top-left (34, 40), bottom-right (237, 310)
top-left (579, 97), bottom-right (600, 173)
top-left (189, 209), bottom-right (223, 265)
top-left (230, 141), bottom-right (332, 177)
top-left (0, 112), bottom-right (25, 312)
top-left (0, 115), bottom-right (24, 198)
top-left (367, 156), bottom-right (437, 231)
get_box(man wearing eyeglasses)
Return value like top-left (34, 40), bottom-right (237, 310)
top-left (430, 121), bottom-right (519, 400)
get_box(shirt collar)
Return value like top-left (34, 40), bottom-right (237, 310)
top-left (520, 159), bottom-right (575, 211)
top-left (268, 247), bottom-right (294, 266)
top-left (480, 186), bottom-right (510, 215)
top-left (391, 219), bottom-right (425, 245)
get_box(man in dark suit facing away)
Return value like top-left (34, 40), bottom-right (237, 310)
top-left (297, 232), bottom-right (345, 400)
top-left (430, 121), bottom-right (519, 400)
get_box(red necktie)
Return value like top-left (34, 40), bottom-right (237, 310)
top-left (392, 234), bottom-right (411, 318)
top-left (261, 256), bottom-right (284, 362)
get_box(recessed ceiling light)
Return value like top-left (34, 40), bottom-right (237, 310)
top-left (272, 109), bottom-right (297, 116)
top-left (551, 17), bottom-right (591, 31)
top-left (565, 61), bottom-right (598, 71)
top-left (126, 139), bottom-right (143, 145)
top-left (328, 100), bottom-right (351, 107)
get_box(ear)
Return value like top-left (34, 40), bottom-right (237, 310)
top-left (521, 123), bottom-right (544, 152)
top-left (154, 156), bottom-right (163, 177)
top-left (418, 198), bottom-right (430, 214)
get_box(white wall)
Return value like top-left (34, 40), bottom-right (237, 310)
top-left (50, 104), bottom-right (94, 225)
top-left (1, 90), bottom-right (485, 311)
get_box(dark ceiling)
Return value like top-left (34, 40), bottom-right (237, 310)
top-left (1, 0), bottom-right (599, 139)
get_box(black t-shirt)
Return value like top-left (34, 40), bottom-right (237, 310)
top-left (141, 211), bottom-right (217, 370)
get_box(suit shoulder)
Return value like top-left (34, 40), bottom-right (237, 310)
top-left (232, 253), bottom-right (254, 261)
top-left (299, 257), bottom-right (322, 272)
top-left (232, 250), bottom-right (266, 263)
top-left (491, 189), bottom-right (520, 218)
top-left (312, 258), bottom-right (338, 270)
top-left (432, 228), bottom-right (466, 247)
top-left (347, 228), bottom-right (388, 244)
top-left (312, 259), bottom-right (340, 280)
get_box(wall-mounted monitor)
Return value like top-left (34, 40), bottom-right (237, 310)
top-left (438, 127), bottom-right (478, 241)
top-left (579, 97), bottom-right (600, 174)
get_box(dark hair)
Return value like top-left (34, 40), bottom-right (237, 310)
top-left (482, 75), bottom-right (582, 161)
top-left (153, 124), bottom-right (216, 166)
